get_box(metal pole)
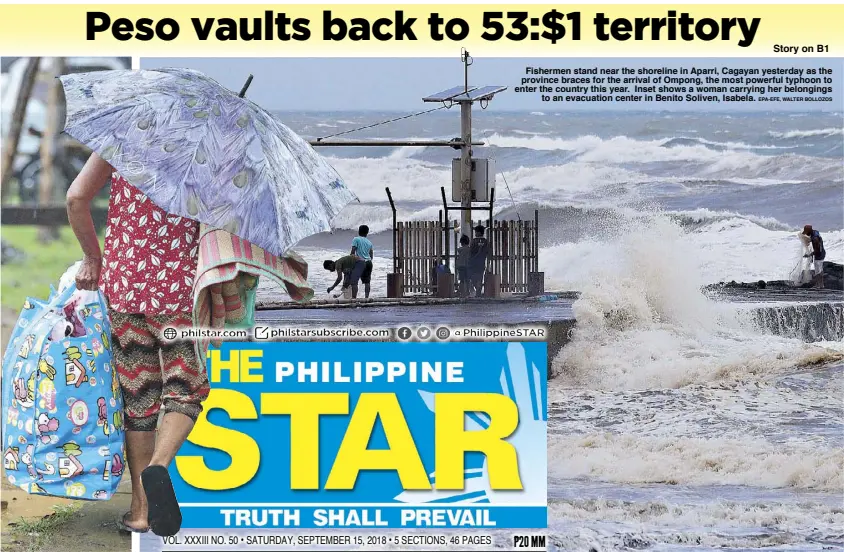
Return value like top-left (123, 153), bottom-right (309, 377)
top-left (463, 49), bottom-right (470, 93)
top-left (238, 74), bottom-right (254, 98)
top-left (386, 187), bottom-right (397, 274)
top-left (488, 187), bottom-right (495, 276)
top-left (459, 51), bottom-right (474, 238)
top-left (535, 209), bottom-right (540, 273)
top-left (439, 187), bottom-right (450, 265)
top-left (488, 187), bottom-right (495, 232)
top-left (438, 210), bottom-right (443, 268)
top-left (459, 101), bottom-right (472, 237)
top-left (442, 209), bottom-right (450, 268)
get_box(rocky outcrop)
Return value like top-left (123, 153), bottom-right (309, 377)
top-left (701, 262), bottom-right (843, 343)
top-left (704, 262), bottom-right (843, 292)
top-left (823, 262), bottom-right (844, 290)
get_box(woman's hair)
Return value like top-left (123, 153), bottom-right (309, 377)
top-left (460, 234), bottom-right (470, 245)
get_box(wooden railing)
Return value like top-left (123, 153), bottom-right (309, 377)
top-left (487, 214), bottom-right (540, 294)
top-left (394, 211), bottom-right (540, 296)
top-left (395, 219), bottom-right (456, 294)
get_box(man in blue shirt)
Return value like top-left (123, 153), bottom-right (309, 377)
top-left (350, 225), bottom-right (374, 298)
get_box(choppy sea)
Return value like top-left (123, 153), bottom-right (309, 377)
top-left (258, 110), bottom-right (844, 551)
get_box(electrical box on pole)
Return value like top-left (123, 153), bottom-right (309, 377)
top-left (450, 158), bottom-right (495, 202)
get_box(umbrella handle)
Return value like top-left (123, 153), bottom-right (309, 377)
top-left (238, 74), bottom-right (254, 98)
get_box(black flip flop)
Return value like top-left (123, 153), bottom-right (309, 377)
top-left (117, 511), bottom-right (149, 534)
top-left (141, 465), bottom-right (182, 537)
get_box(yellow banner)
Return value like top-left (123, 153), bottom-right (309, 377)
top-left (0, 4), bottom-right (841, 56)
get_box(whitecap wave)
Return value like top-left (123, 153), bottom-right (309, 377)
top-left (482, 133), bottom-right (841, 182)
top-left (769, 127), bottom-right (843, 139)
top-left (546, 212), bottom-right (843, 390)
top-left (547, 433), bottom-right (843, 491)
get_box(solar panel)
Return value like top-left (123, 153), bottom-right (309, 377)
top-left (450, 85), bottom-right (508, 102)
top-left (422, 85), bottom-right (478, 102)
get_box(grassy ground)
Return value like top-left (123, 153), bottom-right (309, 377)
top-left (4, 503), bottom-right (82, 552)
top-left (0, 475), bottom-right (132, 552)
top-left (1, 226), bottom-right (101, 311)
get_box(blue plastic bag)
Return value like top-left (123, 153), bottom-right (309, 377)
top-left (2, 283), bottom-right (125, 500)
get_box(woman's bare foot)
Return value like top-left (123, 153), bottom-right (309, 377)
top-left (125, 490), bottom-right (149, 531)
top-left (119, 511), bottom-right (150, 533)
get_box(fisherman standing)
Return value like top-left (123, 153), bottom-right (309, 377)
top-left (803, 225), bottom-right (826, 289)
top-left (349, 225), bottom-right (374, 299)
top-left (468, 224), bottom-right (490, 297)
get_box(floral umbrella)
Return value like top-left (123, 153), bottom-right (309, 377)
top-left (59, 68), bottom-right (357, 257)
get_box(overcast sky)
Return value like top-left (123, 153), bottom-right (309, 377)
top-left (140, 57), bottom-right (843, 112)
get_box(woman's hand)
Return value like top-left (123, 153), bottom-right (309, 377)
top-left (75, 255), bottom-right (102, 291)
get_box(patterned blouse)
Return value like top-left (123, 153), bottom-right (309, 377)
top-left (101, 174), bottom-right (199, 315)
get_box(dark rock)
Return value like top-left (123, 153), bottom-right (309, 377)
top-left (823, 261), bottom-right (843, 290)
top-left (704, 262), bottom-right (843, 292)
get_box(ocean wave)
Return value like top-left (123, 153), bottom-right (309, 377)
top-left (550, 493), bottom-right (844, 528)
top-left (330, 203), bottom-right (445, 235)
top-left (769, 127), bottom-right (843, 139)
top-left (386, 146), bottom-right (421, 160)
top-left (549, 496), bottom-right (844, 551)
top-left (697, 150), bottom-right (842, 182)
top-left (547, 433), bottom-right (843, 491)
top-left (509, 129), bottom-right (551, 135)
top-left (481, 134), bottom-right (841, 182)
top-left (326, 154), bottom-right (831, 231)
top-left (549, 367), bottom-right (844, 456)
top-left (539, 211), bottom-right (840, 286)
top-left (328, 156), bottom-right (450, 204)
top-left (545, 212), bottom-right (844, 390)
top-left (501, 162), bottom-right (650, 197)
top-left (669, 208), bottom-right (793, 231)
top-left (663, 136), bottom-right (799, 150)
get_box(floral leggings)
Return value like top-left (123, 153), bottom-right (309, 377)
top-left (110, 312), bottom-right (210, 431)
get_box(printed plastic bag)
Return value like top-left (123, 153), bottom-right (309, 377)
top-left (58, 260), bottom-right (82, 295)
top-left (2, 283), bottom-right (125, 500)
